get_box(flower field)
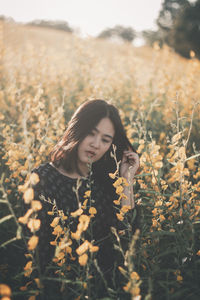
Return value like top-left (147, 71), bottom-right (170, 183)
top-left (0, 20), bottom-right (200, 300)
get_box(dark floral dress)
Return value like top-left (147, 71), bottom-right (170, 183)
top-left (32, 163), bottom-right (119, 276)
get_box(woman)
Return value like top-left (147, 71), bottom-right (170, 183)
top-left (32, 99), bottom-right (140, 296)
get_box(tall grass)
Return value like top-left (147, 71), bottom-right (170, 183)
top-left (0, 20), bottom-right (200, 299)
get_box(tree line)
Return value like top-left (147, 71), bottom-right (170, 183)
top-left (98, 0), bottom-right (200, 59)
top-left (1, 0), bottom-right (200, 59)
top-left (143, 0), bottom-right (200, 59)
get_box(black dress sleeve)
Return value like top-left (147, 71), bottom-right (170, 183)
top-left (31, 169), bottom-right (55, 275)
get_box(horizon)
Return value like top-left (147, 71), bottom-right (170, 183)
top-left (0, 0), bottom-right (163, 41)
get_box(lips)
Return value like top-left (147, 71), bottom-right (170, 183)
top-left (86, 150), bottom-right (96, 158)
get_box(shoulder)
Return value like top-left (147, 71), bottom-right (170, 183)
top-left (31, 162), bottom-right (56, 188)
top-left (32, 162), bottom-right (51, 176)
top-left (32, 162), bottom-right (64, 181)
top-left (32, 162), bottom-right (77, 189)
top-left (31, 163), bottom-right (61, 201)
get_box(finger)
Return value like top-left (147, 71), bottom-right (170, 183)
top-left (127, 155), bottom-right (140, 166)
top-left (124, 150), bottom-right (133, 154)
top-left (125, 154), bottom-right (138, 161)
top-left (127, 153), bottom-right (140, 162)
top-left (121, 152), bottom-right (127, 163)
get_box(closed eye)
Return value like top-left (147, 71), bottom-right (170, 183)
top-left (102, 139), bottom-right (111, 143)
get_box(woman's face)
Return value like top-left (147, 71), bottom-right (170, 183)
top-left (77, 117), bottom-right (115, 169)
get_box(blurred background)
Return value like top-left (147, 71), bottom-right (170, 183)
top-left (1, 0), bottom-right (200, 58)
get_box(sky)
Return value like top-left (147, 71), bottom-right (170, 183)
top-left (0, 0), bottom-right (163, 38)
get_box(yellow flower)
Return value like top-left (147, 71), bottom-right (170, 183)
top-left (193, 170), bottom-right (200, 179)
top-left (152, 208), bottom-right (158, 216)
top-left (89, 207), bottom-right (97, 215)
top-left (190, 50), bottom-right (195, 57)
top-left (55, 251), bottom-right (65, 261)
top-left (119, 230), bottom-right (125, 236)
top-left (196, 250), bottom-right (200, 256)
top-left (172, 132), bottom-right (182, 144)
top-left (71, 208), bottom-right (83, 217)
top-left (152, 218), bottom-right (158, 227)
top-left (0, 284), bottom-right (11, 297)
top-left (187, 158), bottom-right (196, 170)
top-left (109, 173), bottom-right (115, 179)
top-left (123, 281), bottom-right (131, 292)
top-left (178, 147), bottom-right (186, 160)
top-left (159, 214), bottom-right (165, 222)
top-left (24, 261), bottom-right (33, 277)
top-left (118, 266), bottom-right (127, 276)
top-left (113, 199), bottom-right (120, 205)
top-left (78, 253), bottom-right (88, 266)
top-left (121, 205), bottom-right (131, 213)
top-left (113, 177), bottom-right (123, 187)
top-left (121, 193), bottom-right (128, 200)
top-left (18, 182), bottom-right (29, 193)
top-left (131, 286), bottom-right (140, 296)
top-left (38, 144), bottom-right (46, 154)
top-left (122, 177), bottom-right (129, 186)
top-left (116, 185), bottom-right (124, 195)
top-left (31, 200), bottom-right (42, 211)
top-left (142, 264), bottom-right (146, 270)
top-left (50, 217), bottom-right (60, 227)
top-left (52, 225), bottom-right (63, 235)
top-left (66, 246), bottom-right (72, 254)
top-left (23, 188), bottom-right (34, 204)
top-left (109, 171), bottom-right (117, 179)
top-left (76, 240), bottom-right (90, 255)
top-left (78, 214), bottom-right (90, 231)
top-left (27, 219), bottom-right (41, 232)
top-left (130, 271), bottom-right (140, 281)
top-left (28, 235), bottom-right (39, 251)
top-left (116, 213), bottom-right (124, 221)
top-left (0, 113), bottom-right (5, 121)
top-left (28, 295), bottom-right (36, 300)
top-left (137, 144), bottom-right (144, 154)
top-left (47, 211), bottom-right (54, 215)
top-left (50, 241), bottom-right (57, 246)
top-left (24, 253), bottom-right (33, 259)
top-left (71, 231), bottom-right (81, 240)
top-left (160, 132), bottom-right (165, 140)
top-left (82, 199), bottom-right (88, 209)
top-left (177, 275), bottom-right (183, 282)
top-left (83, 282), bottom-right (87, 289)
top-left (20, 281), bottom-right (32, 291)
top-left (89, 245), bottom-right (99, 253)
top-left (84, 190), bottom-right (91, 198)
top-left (18, 208), bottom-right (33, 224)
top-left (155, 161), bottom-right (163, 168)
top-left (29, 172), bottom-right (40, 185)
top-left (34, 278), bottom-right (43, 289)
top-left (155, 200), bottom-right (163, 207)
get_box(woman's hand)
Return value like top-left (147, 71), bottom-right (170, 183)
top-left (120, 150), bottom-right (140, 182)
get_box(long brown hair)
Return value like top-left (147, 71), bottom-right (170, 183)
top-left (50, 99), bottom-right (135, 176)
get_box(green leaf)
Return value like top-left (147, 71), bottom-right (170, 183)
top-left (0, 214), bottom-right (14, 224)
top-left (135, 172), bottom-right (152, 177)
top-left (0, 200), bottom-right (7, 204)
top-left (0, 237), bottom-right (18, 248)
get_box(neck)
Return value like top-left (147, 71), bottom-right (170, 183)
top-left (50, 162), bottom-right (81, 179)
top-left (77, 162), bottom-right (90, 177)
top-left (51, 162), bottom-right (91, 179)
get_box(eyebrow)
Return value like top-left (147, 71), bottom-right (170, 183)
top-left (93, 127), bottom-right (114, 140)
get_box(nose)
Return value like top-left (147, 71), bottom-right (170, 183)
top-left (91, 136), bottom-right (100, 149)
